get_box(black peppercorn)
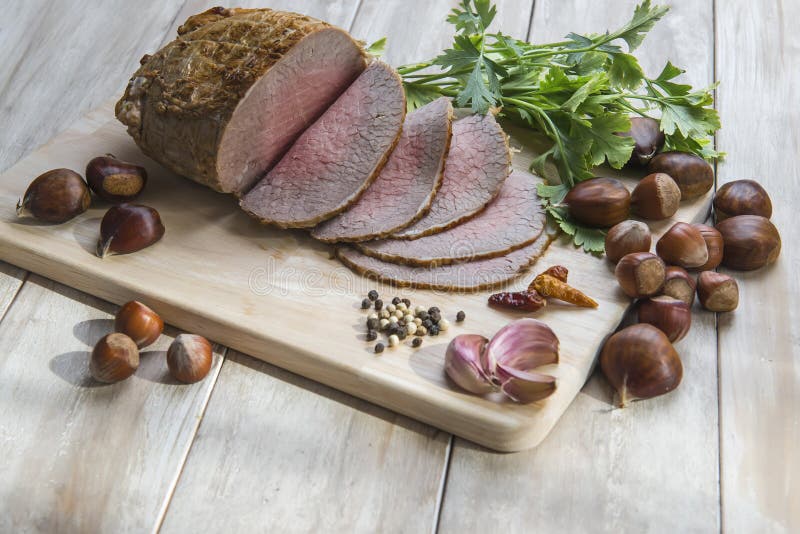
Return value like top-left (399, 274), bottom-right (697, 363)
top-left (392, 297), bottom-right (401, 305)
top-left (374, 299), bottom-right (383, 311)
top-left (402, 298), bottom-right (411, 307)
top-left (429, 311), bottom-right (441, 323)
top-left (412, 337), bottom-right (422, 348)
top-left (374, 343), bottom-right (384, 354)
top-left (397, 330), bottom-right (407, 341)
top-left (429, 325), bottom-right (440, 336)
top-left (456, 310), bottom-right (466, 322)
top-left (361, 298), bottom-right (371, 309)
top-left (428, 306), bottom-right (440, 315)
top-left (367, 318), bottom-right (379, 330)
top-left (422, 319), bottom-right (433, 329)
top-left (368, 290), bottom-right (379, 301)
top-left (366, 330), bottom-right (378, 341)
top-left (418, 310), bottom-right (429, 321)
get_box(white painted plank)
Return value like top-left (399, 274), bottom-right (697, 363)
top-left (0, 275), bottom-right (224, 533)
top-left (439, 2), bottom-right (720, 532)
top-left (160, 351), bottom-right (450, 533)
top-left (716, 1), bottom-right (800, 531)
top-left (0, 262), bottom-right (26, 320)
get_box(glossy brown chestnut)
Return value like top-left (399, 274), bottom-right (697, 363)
top-left (697, 271), bottom-right (739, 312)
top-left (637, 295), bottom-right (692, 342)
top-left (115, 300), bottom-right (164, 348)
top-left (631, 172), bottom-right (681, 220)
top-left (90, 333), bottom-right (139, 383)
top-left (656, 222), bottom-right (709, 268)
top-left (648, 152), bottom-right (714, 200)
top-left (605, 220), bottom-right (651, 263)
top-left (600, 324), bottom-right (682, 407)
top-left (716, 215), bottom-right (781, 271)
top-left (167, 334), bottom-right (213, 383)
top-left (713, 179), bottom-right (772, 221)
top-left (97, 204), bottom-right (165, 258)
top-left (620, 117), bottom-right (665, 166)
top-left (86, 154), bottom-right (148, 203)
top-left (691, 223), bottom-right (724, 271)
top-left (615, 252), bottom-right (666, 298)
top-left (16, 168), bottom-right (91, 223)
top-left (662, 266), bottom-right (696, 306)
top-left (564, 177), bottom-right (631, 227)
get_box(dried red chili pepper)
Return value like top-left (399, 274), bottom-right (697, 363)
top-left (488, 290), bottom-right (547, 312)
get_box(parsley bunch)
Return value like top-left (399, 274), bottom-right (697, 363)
top-left (398, 0), bottom-right (721, 253)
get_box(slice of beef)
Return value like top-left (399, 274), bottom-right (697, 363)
top-left (392, 112), bottom-right (511, 239)
top-left (240, 61), bottom-right (406, 228)
top-left (116, 8), bottom-right (367, 194)
top-left (357, 170), bottom-right (545, 266)
top-left (337, 231), bottom-right (552, 291)
top-left (311, 98), bottom-right (453, 242)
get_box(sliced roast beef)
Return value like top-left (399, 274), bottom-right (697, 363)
top-left (311, 98), bottom-right (453, 242)
top-left (357, 170), bottom-right (545, 266)
top-left (392, 113), bottom-right (511, 239)
top-left (116, 8), bottom-right (367, 193)
top-left (337, 231), bottom-right (551, 291)
top-left (240, 61), bottom-right (406, 228)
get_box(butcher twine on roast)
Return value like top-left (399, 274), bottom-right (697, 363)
top-left (311, 97), bottom-right (453, 242)
top-left (116, 7), bottom-right (367, 194)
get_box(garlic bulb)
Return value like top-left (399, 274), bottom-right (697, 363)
top-left (444, 318), bottom-right (559, 404)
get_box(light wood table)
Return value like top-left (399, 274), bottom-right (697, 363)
top-left (0, 1), bottom-right (796, 532)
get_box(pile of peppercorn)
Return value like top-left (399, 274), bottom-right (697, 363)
top-left (360, 290), bottom-right (465, 353)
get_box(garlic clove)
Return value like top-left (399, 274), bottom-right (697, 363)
top-left (444, 334), bottom-right (494, 394)
top-left (484, 318), bottom-right (559, 376)
top-left (497, 364), bottom-right (557, 403)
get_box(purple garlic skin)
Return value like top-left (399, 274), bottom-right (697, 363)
top-left (444, 319), bottom-right (559, 404)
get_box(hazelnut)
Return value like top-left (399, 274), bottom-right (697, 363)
top-left (656, 222), bottom-right (709, 268)
top-left (167, 334), bottom-right (213, 383)
top-left (713, 179), bottom-right (772, 221)
top-left (631, 173), bottom-right (681, 220)
top-left (637, 295), bottom-right (692, 342)
top-left (16, 169), bottom-right (91, 223)
top-left (697, 271), bottom-right (739, 312)
top-left (86, 154), bottom-right (148, 203)
top-left (691, 223), bottom-right (724, 270)
top-left (648, 152), bottom-right (714, 199)
top-left (662, 266), bottom-right (696, 306)
top-left (605, 220), bottom-right (651, 263)
top-left (615, 252), bottom-right (666, 298)
top-left (600, 324), bottom-right (682, 407)
top-left (716, 215), bottom-right (781, 271)
top-left (97, 204), bottom-right (165, 258)
top-left (564, 177), bottom-right (631, 228)
top-left (115, 300), bottom-right (164, 348)
top-left (90, 333), bottom-right (139, 383)
top-left (619, 117), bottom-right (665, 166)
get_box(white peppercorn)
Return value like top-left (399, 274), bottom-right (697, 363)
top-left (388, 334), bottom-right (399, 347)
top-left (439, 318), bottom-right (450, 332)
top-left (367, 312), bottom-right (378, 321)
top-left (406, 322), bottom-right (417, 335)
top-left (397, 302), bottom-right (408, 312)
top-left (379, 310), bottom-right (390, 319)
top-left (394, 310), bottom-right (404, 319)
top-left (386, 304), bottom-right (396, 313)
top-left (414, 318), bottom-right (422, 326)
top-left (379, 318), bottom-right (390, 330)
top-left (417, 325), bottom-right (428, 336)
top-left (389, 315), bottom-right (399, 324)
top-left (403, 314), bottom-right (415, 324)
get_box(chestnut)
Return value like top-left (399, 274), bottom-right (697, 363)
top-left (648, 152), bottom-right (714, 200)
top-left (600, 323), bottom-right (682, 407)
top-left (90, 333), bottom-right (139, 383)
top-left (637, 295), bottom-right (691, 342)
top-left (564, 177), bottom-right (631, 227)
top-left (605, 220), bottom-right (651, 263)
top-left (115, 300), bottom-right (164, 348)
top-left (97, 204), bottom-right (165, 258)
top-left (713, 179), bottom-right (772, 221)
top-left (86, 154), bottom-right (148, 203)
top-left (631, 172), bottom-right (681, 220)
top-left (716, 215), bottom-right (781, 271)
top-left (656, 222), bottom-right (709, 268)
top-left (697, 271), bottom-right (739, 312)
top-left (662, 266), bottom-right (696, 306)
top-left (16, 168), bottom-right (91, 223)
top-left (615, 252), bottom-right (666, 298)
top-left (691, 223), bottom-right (724, 271)
top-left (167, 334), bottom-right (213, 383)
top-left (619, 117), bottom-right (665, 166)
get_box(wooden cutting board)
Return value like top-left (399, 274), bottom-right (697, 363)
top-left (0, 102), bottom-right (712, 451)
